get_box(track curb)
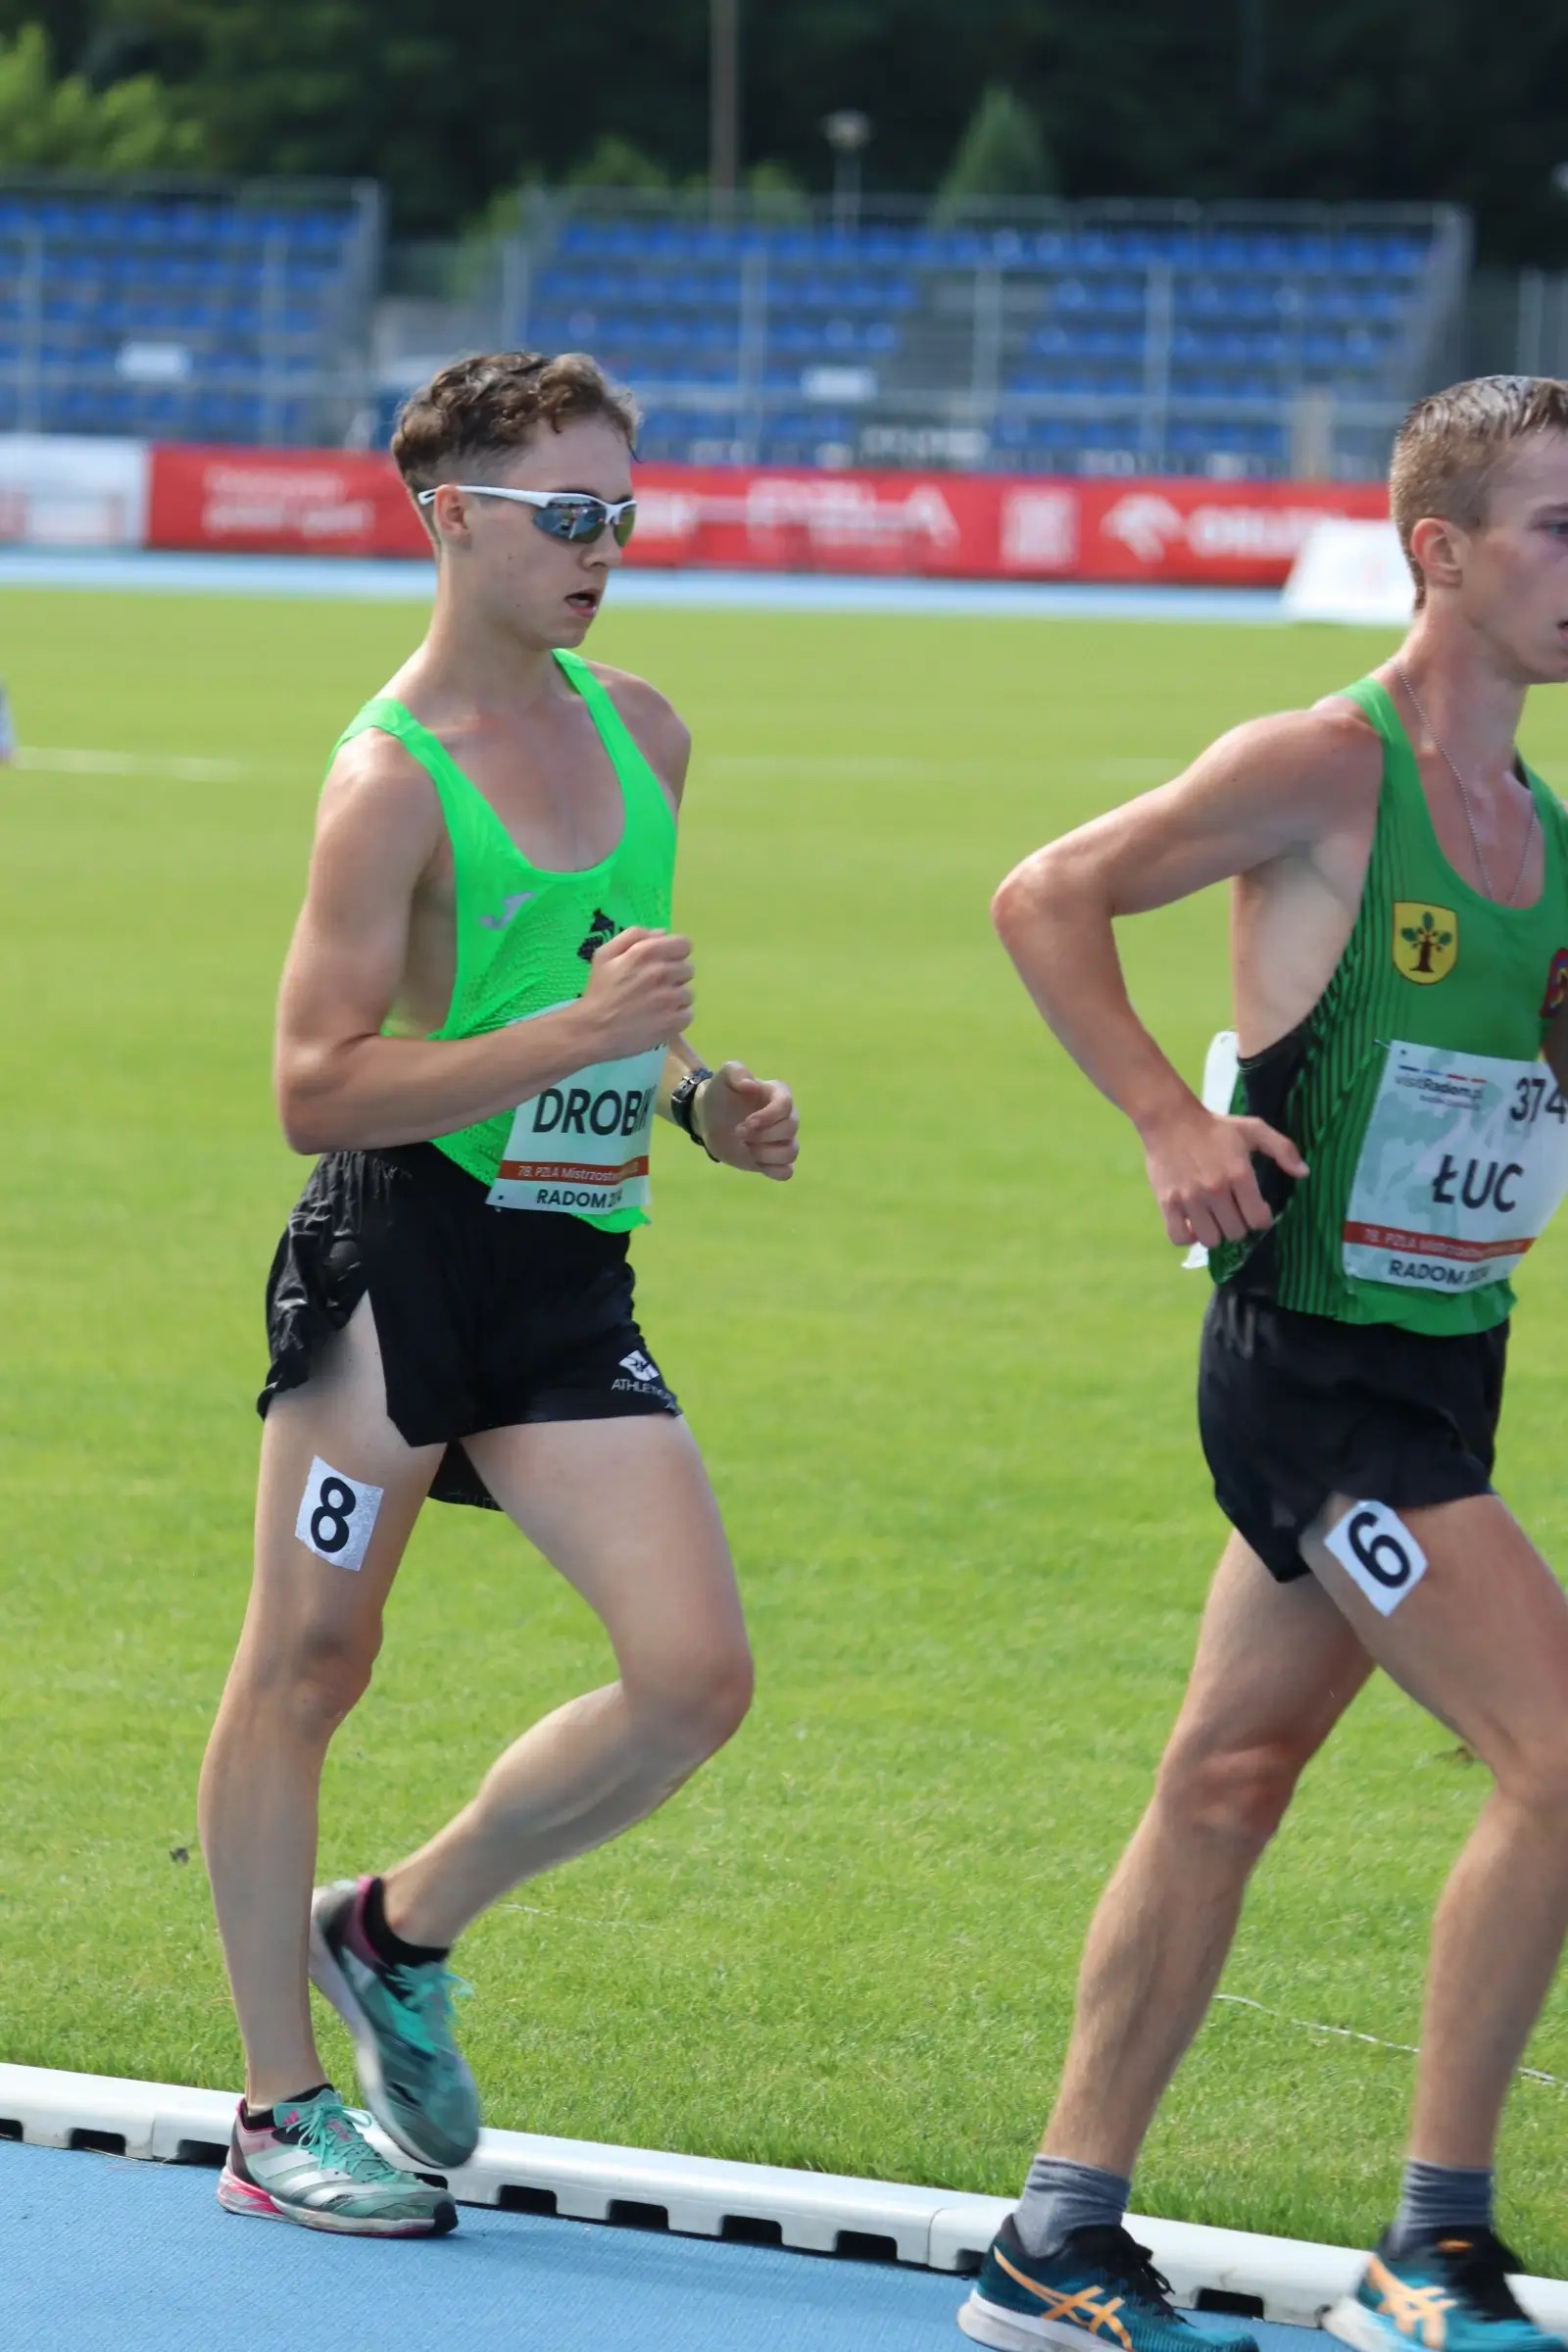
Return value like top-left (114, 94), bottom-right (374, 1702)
top-left (5, 2062), bottom-right (1566, 2326)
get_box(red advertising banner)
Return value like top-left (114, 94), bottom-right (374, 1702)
top-left (626, 467), bottom-right (1391, 586)
top-left (147, 444), bottom-right (428, 560)
top-left (146, 442), bottom-right (1390, 587)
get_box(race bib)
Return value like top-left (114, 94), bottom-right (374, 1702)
top-left (486, 1031), bottom-right (665, 1215)
top-left (1343, 1041), bottom-right (1568, 1295)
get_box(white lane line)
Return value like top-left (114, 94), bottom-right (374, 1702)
top-left (1216, 1991), bottom-right (1567, 2087)
top-left (15, 746), bottom-right (253, 781)
top-left (707, 752), bottom-right (950, 779)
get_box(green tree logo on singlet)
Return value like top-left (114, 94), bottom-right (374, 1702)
top-left (577, 907), bottom-right (619, 963)
top-left (1394, 903), bottom-right (1458, 985)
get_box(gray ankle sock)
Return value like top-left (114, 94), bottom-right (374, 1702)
top-left (1014, 2155), bottom-right (1131, 2259)
top-left (1388, 2160), bottom-right (1494, 2252)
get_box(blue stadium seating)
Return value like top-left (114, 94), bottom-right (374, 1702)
top-left (0, 181), bottom-right (376, 444)
top-left (2, 182), bottom-right (1445, 477)
top-left (523, 210), bottom-right (1446, 476)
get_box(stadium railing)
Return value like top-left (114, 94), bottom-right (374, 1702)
top-left (469, 191), bottom-right (1469, 484)
top-left (0, 172), bottom-right (382, 448)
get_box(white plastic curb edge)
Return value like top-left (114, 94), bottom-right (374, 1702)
top-left (4, 2062), bottom-right (1566, 2330)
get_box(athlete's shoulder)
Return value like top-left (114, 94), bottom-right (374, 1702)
top-left (317, 716), bottom-right (445, 846)
top-left (584, 661), bottom-right (691, 805)
top-left (1200, 694), bottom-right (1384, 810)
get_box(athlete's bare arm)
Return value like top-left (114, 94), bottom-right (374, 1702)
top-left (1545, 1004), bottom-right (1568, 1094)
top-left (275, 729), bottom-right (694, 1153)
top-left (995, 701), bottom-right (1382, 1250)
top-left (597, 664), bottom-right (800, 1184)
top-left (593, 662), bottom-right (692, 820)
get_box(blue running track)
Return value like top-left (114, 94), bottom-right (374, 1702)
top-left (0, 545), bottom-right (1287, 622)
top-left (1, 2137), bottom-right (1329, 2352)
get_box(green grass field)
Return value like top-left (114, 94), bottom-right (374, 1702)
top-left (8, 585), bottom-right (1568, 2264)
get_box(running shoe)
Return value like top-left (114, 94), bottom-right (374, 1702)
top-left (958, 2218), bottom-right (1258, 2352)
top-left (1325, 2230), bottom-right (1566, 2352)
top-left (309, 1876), bottom-right (481, 2170)
top-left (218, 2085), bottom-right (458, 2236)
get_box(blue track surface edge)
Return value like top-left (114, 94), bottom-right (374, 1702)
top-left (0, 544), bottom-right (1292, 621)
top-left (0, 2136), bottom-right (1325, 2352)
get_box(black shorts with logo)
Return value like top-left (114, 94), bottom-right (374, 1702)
top-left (260, 1143), bottom-right (679, 1510)
top-left (1198, 1285), bottom-right (1506, 1582)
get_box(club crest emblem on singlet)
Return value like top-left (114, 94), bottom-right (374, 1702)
top-left (1394, 903), bottom-right (1458, 985)
top-left (1542, 947), bottom-right (1568, 1019)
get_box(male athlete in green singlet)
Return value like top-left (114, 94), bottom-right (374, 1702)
top-left (199, 351), bottom-right (798, 2236)
top-left (961, 377), bottom-right (1568, 2352)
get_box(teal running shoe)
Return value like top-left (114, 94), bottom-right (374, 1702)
top-left (959, 2218), bottom-right (1258, 2352)
top-left (1325, 2231), bottom-right (1565, 2352)
top-left (309, 1876), bottom-right (481, 2170)
top-left (218, 2085), bottom-right (458, 2236)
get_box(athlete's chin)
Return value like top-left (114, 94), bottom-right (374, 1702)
top-left (1525, 627), bottom-right (1568, 684)
top-left (548, 595), bottom-right (602, 645)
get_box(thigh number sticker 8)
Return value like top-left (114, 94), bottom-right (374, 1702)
top-left (295, 1455), bottom-right (384, 1573)
top-left (1323, 1497), bottom-right (1429, 1616)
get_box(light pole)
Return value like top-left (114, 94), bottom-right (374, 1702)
top-left (1239, 0), bottom-right (1267, 110)
top-left (710, 0), bottom-right (741, 222)
top-left (822, 110), bottom-right (871, 233)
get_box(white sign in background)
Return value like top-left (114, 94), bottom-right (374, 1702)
top-left (1282, 517), bottom-right (1413, 627)
top-left (0, 434), bottom-right (150, 548)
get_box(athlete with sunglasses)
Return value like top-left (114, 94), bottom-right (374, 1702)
top-left (200, 350), bottom-right (798, 2236)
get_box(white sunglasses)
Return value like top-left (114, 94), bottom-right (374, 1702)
top-left (416, 483), bottom-right (637, 547)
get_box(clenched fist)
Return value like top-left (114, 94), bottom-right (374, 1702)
top-left (696, 1063), bottom-right (799, 1181)
top-left (580, 927), bottom-right (695, 1059)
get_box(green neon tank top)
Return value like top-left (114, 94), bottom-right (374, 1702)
top-left (1211, 674), bottom-right (1568, 1335)
top-left (332, 648), bottom-right (676, 1232)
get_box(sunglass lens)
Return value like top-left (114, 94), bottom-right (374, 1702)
top-left (532, 499), bottom-right (596, 543)
top-left (530, 498), bottom-right (633, 545)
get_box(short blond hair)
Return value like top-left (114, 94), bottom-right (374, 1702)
top-left (1390, 374), bottom-right (1568, 606)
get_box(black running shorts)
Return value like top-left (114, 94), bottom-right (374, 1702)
top-left (1198, 1286), bottom-right (1506, 1582)
top-left (260, 1143), bottom-right (679, 1509)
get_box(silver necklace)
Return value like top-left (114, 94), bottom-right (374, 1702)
top-left (1392, 662), bottom-right (1537, 906)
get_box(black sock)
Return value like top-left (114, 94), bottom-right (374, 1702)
top-left (362, 1875), bottom-right (450, 1969)
top-left (241, 2082), bottom-right (332, 2132)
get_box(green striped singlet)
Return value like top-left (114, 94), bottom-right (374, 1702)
top-left (332, 647), bottom-right (676, 1233)
top-left (1211, 674), bottom-right (1568, 1335)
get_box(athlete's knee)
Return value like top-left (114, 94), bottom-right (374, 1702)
top-left (1155, 1732), bottom-right (1309, 1847)
top-left (236, 1620), bottom-right (380, 1740)
top-left (625, 1635), bottom-right (755, 1763)
top-left (1486, 1722), bottom-right (1568, 1818)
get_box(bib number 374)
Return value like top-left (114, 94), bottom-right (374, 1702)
top-left (1343, 1041), bottom-right (1568, 1296)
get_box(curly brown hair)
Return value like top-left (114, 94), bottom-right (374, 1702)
top-left (1391, 374), bottom-right (1568, 607)
top-left (391, 351), bottom-right (640, 503)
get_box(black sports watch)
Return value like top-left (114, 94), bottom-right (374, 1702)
top-left (669, 1064), bottom-right (718, 1158)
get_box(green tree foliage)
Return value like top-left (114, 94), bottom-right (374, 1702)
top-left (745, 157), bottom-right (809, 220)
top-left (566, 133), bottom-right (671, 191)
top-left (0, 21), bottom-right (203, 168)
top-left (6, 0), bottom-right (1568, 261)
top-left (933, 81), bottom-right (1054, 219)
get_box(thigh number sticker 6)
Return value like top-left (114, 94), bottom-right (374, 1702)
top-left (295, 1455), bottom-right (384, 1573)
top-left (1322, 1498), bottom-right (1428, 1616)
